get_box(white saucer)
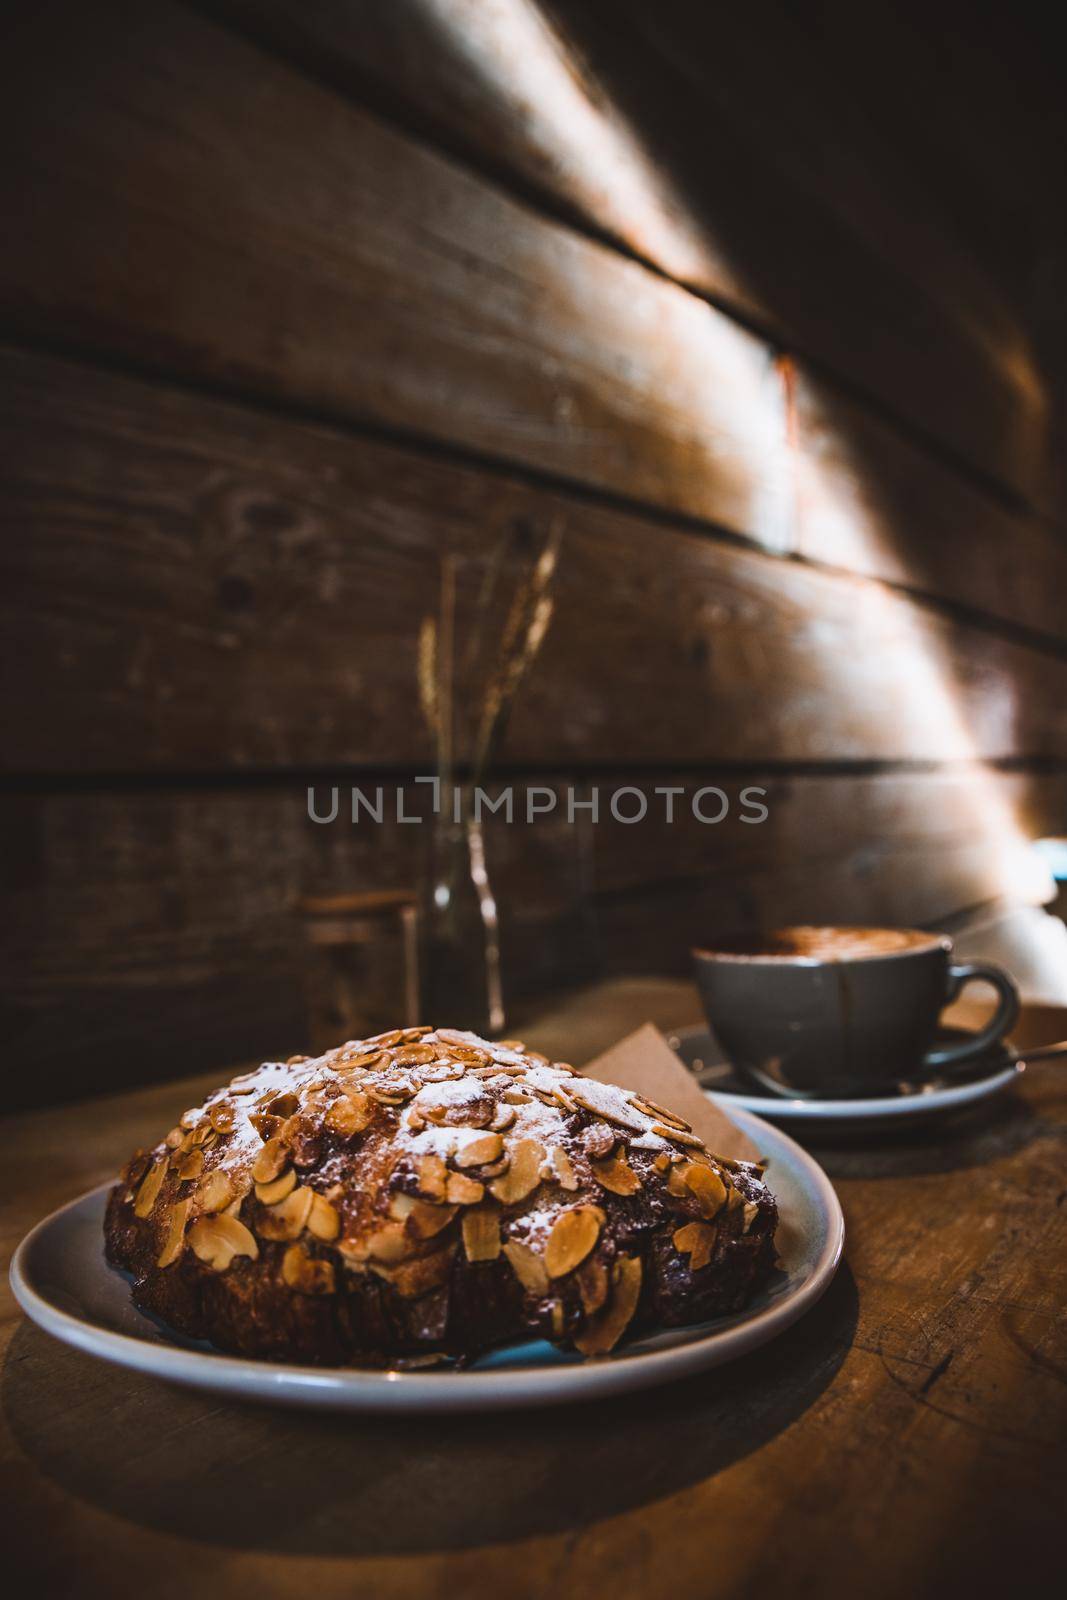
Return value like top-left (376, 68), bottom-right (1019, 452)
top-left (670, 1026), bottom-right (1024, 1127)
top-left (10, 1106), bottom-right (842, 1414)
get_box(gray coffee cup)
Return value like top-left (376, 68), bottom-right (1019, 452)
top-left (692, 925), bottom-right (1019, 1098)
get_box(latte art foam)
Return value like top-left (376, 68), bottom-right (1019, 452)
top-left (698, 925), bottom-right (943, 961)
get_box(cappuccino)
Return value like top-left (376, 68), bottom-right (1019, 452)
top-left (699, 926), bottom-right (943, 961)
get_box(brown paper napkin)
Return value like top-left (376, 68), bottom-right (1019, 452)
top-left (584, 1022), bottom-right (760, 1163)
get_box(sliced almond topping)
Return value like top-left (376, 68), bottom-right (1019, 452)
top-left (667, 1163), bottom-right (690, 1197)
top-left (256, 1184), bottom-right (315, 1241)
top-left (369, 1086), bottom-right (410, 1106)
top-left (393, 1043), bottom-right (436, 1066)
top-left (214, 1212), bottom-right (258, 1255)
top-left (282, 1243), bottom-right (336, 1294)
top-left (673, 1220), bottom-right (718, 1271)
top-left (727, 1182), bottom-right (746, 1212)
top-left (196, 1169), bottom-right (235, 1214)
top-left (180, 1108), bottom-right (200, 1131)
top-left (255, 1167), bottom-right (296, 1206)
top-left (156, 1199), bottom-right (191, 1268)
top-left (742, 1201), bottom-right (760, 1233)
top-left (576, 1255), bottom-right (609, 1314)
top-left (408, 1200), bottom-right (459, 1239)
top-left (335, 1048), bottom-right (386, 1073)
top-left (367, 1028), bottom-right (404, 1047)
top-left (489, 1138), bottom-right (545, 1204)
top-left (325, 1091), bottom-right (373, 1135)
top-left (591, 1150), bottom-right (643, 1196)
top-left (249, 1111), bottom-right (282, 1141)
top-left (496, 1039), bottom-right (525, 1052)
top-left (445, 1170), bottom-right (486, 1205)
top-left (177, 1147), bottom-right (205, 1182)
top-left (125, 1152), bottom-right (151, 1189)
top-left (573, 1256), bottom-right (643, 1355)
top-left (651, 1122), bottom-right (705, 1149)
top-left (417, 1153), bottom-right (448, 1201)
top-left (489, 1103), bottom-right (517, 1132)
top-left (307, 1192), bottom-right (341, 1241)
top-left (402, 1024), bottom-right (433, 1041)
top-left (631, 1095), bottom-right (691, 1131)
top-left (454, 1132), bottom-right (504, 1169)
top-left (503, 1239), bottom-right (550, 1295)
top-left (208, 1101), bottom-right (236, 1134)
top-left (570, 1082), bottom-right (647, 1132)
top-left (478, 1154), bottom-right (510, 1178)
top-left (365, 1222), bottom-right (412, 1262)
top-left (545, 1205), bottom-right (604, 1278)
top-left (684, 1163), bottom-right (727, 1218)
top-left (653, 1152), bottom-right (671, 1173)
top-left (450, 1044), bottom-right (491, 1065)
top-left (372, 1243), bottom-right (456, 1300)
top-left (267, 1091), bottom-right (300, 1119)
top-left (188, 1212), bottom-right (258, 1271)
top-left (133, 1158), bottom-right (166, 1218)
top-left (544, 1146), bottom-right (579, 1190)
top-left (251, 1137), bottom-right (289, 1184)
top-left (553, 1084), bottom-right (578, 1113)
top-left (164, 1127), bottom-right (184, 1150)
top-left (462, 1205), bottom-right (502, 1262)
top-left (503, 1086), bottom-right (532, 1104)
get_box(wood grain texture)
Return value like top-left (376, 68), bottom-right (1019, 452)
top-left (3, 3), bottom-right (1063, 641)
top-left (203, 0), bottom-right (1056, 512)
top-left (4, 769), bottom-right (1060, 1105)
top-left (5, 349), bottom-right (1067, 778)
top-left (0, 0), bottom-right (788, 546)
top-left (789, 367), bottom-right (1067, 641)
top-left (2, 984), bottom-right (1065, 1598)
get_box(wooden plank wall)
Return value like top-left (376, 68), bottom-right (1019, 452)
top-left (2, 0), bottom-right (1065, 1104)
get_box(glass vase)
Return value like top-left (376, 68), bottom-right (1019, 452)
top-left (420, 795), bottom-right (505, 1035)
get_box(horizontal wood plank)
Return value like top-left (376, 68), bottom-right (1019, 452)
top-left (790, 370), bottom-right (1067, 638)
top-left (3, 1), bottom-right (1065, 648)
top-left (3, 769), bottom-right (1059, 1104)
top-left (0, 0), bottom-right (790, 549)
top-left (5, 349), bottom-right (1067, 777)
top-left (203, 0), bottom-right (1054, 513)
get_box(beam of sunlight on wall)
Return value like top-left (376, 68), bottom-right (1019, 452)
top-left (430, 0), bottom-right (1053, 924)
top-left (785, 381), bottom-right (1052, 908)
top-left (416, 0), bottom-right (744, 296)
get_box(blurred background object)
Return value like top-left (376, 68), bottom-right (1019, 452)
top-left (299, 888), bottom-right (420, 1054)
top-left (2, 0), bottom-right (1066, 1106)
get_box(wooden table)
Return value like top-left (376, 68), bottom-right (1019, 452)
top-left (3, 980), bottom-right (1065, 1598)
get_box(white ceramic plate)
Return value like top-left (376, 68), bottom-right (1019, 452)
top-left (671, 1026), bottom-right (1023, 1126)
top-left (10, 1107), bottom-right (842, 1414)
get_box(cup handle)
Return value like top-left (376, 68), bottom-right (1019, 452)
top-left (923, 961), bottom-right (1019, 1069)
